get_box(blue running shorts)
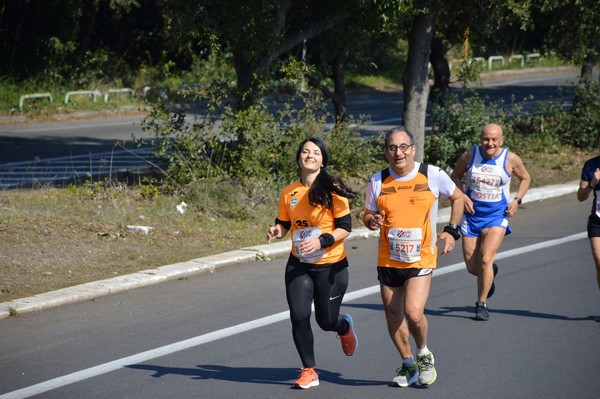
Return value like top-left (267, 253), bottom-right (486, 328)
top-left (461, 213), bottom-right (512, 238)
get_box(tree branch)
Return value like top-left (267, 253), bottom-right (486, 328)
top-left (268, 10), bottom-right (349, 65)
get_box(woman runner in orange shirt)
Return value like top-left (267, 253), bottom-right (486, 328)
top-left (267, 137), bottom-right (358, 389)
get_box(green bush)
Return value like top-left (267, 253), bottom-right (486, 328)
top-left (543, 79), bottom-right (600, 149)
top-left (424, 88), bottom-right (588, 172)
top-left (138, 91), bottom-right (382, 218)
top-left (425, 91), bottom-right (496, 170)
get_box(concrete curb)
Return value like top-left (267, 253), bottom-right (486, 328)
top-left (0, 181), bottom-right (580, 320)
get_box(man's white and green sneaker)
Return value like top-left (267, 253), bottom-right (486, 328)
top-left (416, 351), bottom-right (437, 385)
top-left (392, 362), bottom-right (418, 387)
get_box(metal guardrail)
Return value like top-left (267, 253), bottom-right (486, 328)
top-left (470, 57), bottom-right (486, 70)
top-left (18, 88), bottom-right (137, 110)
top-left (18, 93), bottom-right (53, 111)
top-left (509, 54), bottom-right (525, 68)
top-left (64, 90), bottom-right (102, 104)
top-left (142, 85), bottom-right (169, 100)
top-left (450, 53), bottom-right (544, 73)
top-left (103, 88), bottom-right (134, 102)
top-left (488, 56), bottom-right (505, 70)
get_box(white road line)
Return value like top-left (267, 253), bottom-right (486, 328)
top-left (0, 232), bottom-right (587, 399)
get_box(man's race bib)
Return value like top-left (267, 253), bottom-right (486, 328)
top-left (293, 227), bottom-right (325, 263)
top-left (469, 168), bottom-right (502, 202)
top-left (388, 227), bottom-right (422, 263)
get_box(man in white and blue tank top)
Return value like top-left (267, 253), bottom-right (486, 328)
top-left (451, 123), bottom-right (531, 320)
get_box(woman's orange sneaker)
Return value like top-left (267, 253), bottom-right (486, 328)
top-left (293, 367), bottom-right (319, 389)
top-left (338, 313), bottom-right (358, 356)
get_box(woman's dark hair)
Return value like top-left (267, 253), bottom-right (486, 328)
top-left (296, 137), bottom-right (357, 209)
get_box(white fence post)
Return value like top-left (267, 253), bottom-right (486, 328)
top-left (488, 56), bottom-right (505, 70)
top-left (508, 54), bottom-right (525, 68)
top-left (526, 53), bottom-right (541, 63)
top-left (470, 57), bottom-right (486, 70)
top-left (18, 93), bottom-right (53, 111)
top-left (103, 88), bottom-right (134, 102)
top-left (64, 90), bottom-right (102, 104)
top-left (143, 85), bottom-right (169, 100)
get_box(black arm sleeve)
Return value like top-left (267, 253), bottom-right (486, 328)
top-left (275, 218), bottom-right (291, 230)
top-left (334, 214), bottom-right (352, 233)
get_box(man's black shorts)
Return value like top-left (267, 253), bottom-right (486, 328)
top-left (377, 266), bottom-right (433, 287)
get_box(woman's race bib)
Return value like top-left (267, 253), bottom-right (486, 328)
top-left (388, 227), bottom-right (422, 263)
top-left (293, 227), bottom-right (325, 263)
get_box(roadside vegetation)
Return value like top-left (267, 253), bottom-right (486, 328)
top-left (1, 71), bottom-right (599, 303)
top-left (0, 51), bottom-right (567, 118)
top-left (1, 1), bottom-right (600, 305)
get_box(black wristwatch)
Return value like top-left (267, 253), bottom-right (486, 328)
top-left (443, 224), bottom-right (460, 240)
top-left (514, 197), bottom-right (522, 205)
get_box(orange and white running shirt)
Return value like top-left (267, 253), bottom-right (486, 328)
top-left (277, 180), bottom-right (350, 265)
top-left (365, 162), bottom-right (456, 269)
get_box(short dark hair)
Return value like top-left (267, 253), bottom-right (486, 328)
top-left (384, 126), bottom-right (414, 147)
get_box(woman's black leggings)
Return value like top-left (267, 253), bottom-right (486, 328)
top-left (285, 257), bottom-right (349, 368)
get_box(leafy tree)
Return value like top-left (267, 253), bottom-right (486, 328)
top-left (186, 0), bottom-right (357, 112)
top-left (299, 25), bottom-right (358, 123)
top-left (429, 1), bottom-right (542, 102)
top-left (290, 3), bottom-right (405, 123)
top-left (537, 0), bottom-right (599, 85)
top-left (537, 0), bottom-right (599, 77)
top-left (0, 0), bottom-right (186, 83)
top-left (0, 0), bottom-right (85, 78)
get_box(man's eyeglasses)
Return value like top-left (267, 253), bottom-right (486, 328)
top-left (385, 144), bottom-right (414, 153)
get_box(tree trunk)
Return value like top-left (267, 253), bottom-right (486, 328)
top-left (573, 51), bottom-right (599, 113)
top-left (77, 0), bottom-right (100, 58)
top-left (330, 47), bottom-right (349, 123)
top-left (580, 52), bottom-right (599, 83)
top-left (232, 47), bottom-right (261, 113)
top-left (403, 1), bottom-right (440, 162)
top-left (6, 0), bottom-right (32, 73)
top-left (430, 36), bottom-right (451, 104)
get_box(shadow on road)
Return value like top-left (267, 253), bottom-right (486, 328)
top-left (126, 363), bottom-right (387, 387)
top-left (425, 305), bottom-right (598, 322)
top-left (342, 303), bottom-right (599, 322)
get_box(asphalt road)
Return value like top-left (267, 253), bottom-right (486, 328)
top-left (2, 69), bottom-right (578, 160)
top-left (0, 193), bottom-right (598, 399)
top-left (0, 68), bottom-right (578, 188)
